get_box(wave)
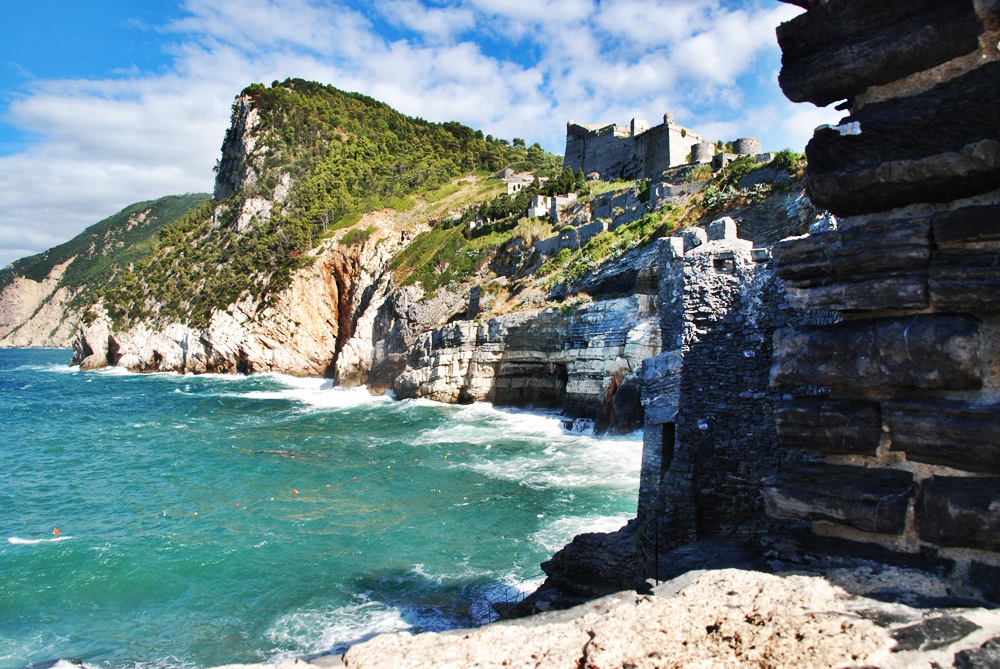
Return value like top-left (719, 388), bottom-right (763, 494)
top-left (265, 598), bottom-right (419, 661)
top-left (7, 536), bottom-right (73, 545)
top-left (531, 514), bottom-right (632, 553)
top-left (239, 385), bottom-right (389, 411)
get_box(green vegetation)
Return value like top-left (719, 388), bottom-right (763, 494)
top-left (104, 79), bottom-right (561, 327)
top-left (389, 222), bottom-right (511, 294)
top-left (340, 225), bottom-right (377, 247)
top-left (512, 218), bottom-right (553, 246)
top-left (770, 148), bottom-right (806, 174)
top-left (687, 164), bottom-right (713, 183)
top-left (537, 209), bottom-right (677, 288)
top-left (0, 193), bottom-right (211, 310)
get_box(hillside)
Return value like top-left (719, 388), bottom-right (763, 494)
top-left (102, 79), bottom-right (561, 330)
top-left (0, 193), bottom-right (210, 348)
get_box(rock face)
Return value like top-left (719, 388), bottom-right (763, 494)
top-left (768, 0), bottom-right (1000, 591)
top-left (75, 231), bottom-right (398, 379)
top-left (392, 293), bottom-right (660, 430)
top-left (0, 259), bottom-right (80, 348)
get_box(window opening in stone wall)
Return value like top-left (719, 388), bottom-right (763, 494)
top-left (714, 257), bottom-right (736, 273)
top-left (662, 422), bottom-right (676, 471)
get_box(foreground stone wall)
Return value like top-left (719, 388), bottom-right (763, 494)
top-left (767, 0), bottom-right (1000, 595)
top-left (636, 220), bottom-right (830, 557)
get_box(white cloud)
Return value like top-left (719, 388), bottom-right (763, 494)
top-left (378, 1), bottom-right (476, 43)
top-left (0, 0), bottom-right (823, 269)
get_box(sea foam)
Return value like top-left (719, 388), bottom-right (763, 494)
top-left (7, 536), bottom-right (72, 545)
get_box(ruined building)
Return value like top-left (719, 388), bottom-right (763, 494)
top-left (564, 114), bottom-right (765, 182)
top-left (563, 114), bottom-right (703, 182)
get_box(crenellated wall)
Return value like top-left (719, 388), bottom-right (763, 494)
top-left (765, 0), bottom-right (1000, 596)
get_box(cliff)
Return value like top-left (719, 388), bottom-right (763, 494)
top-left (0, 194), bottom-right (210, 349)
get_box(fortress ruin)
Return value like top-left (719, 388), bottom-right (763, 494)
top-left (564, 113), bottom-right (763, 182)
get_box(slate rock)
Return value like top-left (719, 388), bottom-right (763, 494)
top-left (777, 0), bottom-right (983, 106)
top-left (917, 476), bottom-right (1000, 551)
top-left (775, 397), bottom-right (882, 455)
top-left (890, 616), bottom-right (980, 652)
top-left (804, 62), bottom-right (1000, 216)
top-left (955, 637), bottom-right (1000, 669)
top-left (931, 246), bottom-right (1000, 312)
top-left (763, 462), bottom-right (914, 534)
top-left (883, 398), bottom-right (1000, 474)
top-left (932, 204), bottom-right (1000, 245)
top-left (771, 315), bottom-right (981, 390)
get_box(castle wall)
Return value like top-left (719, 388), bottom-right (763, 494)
top-left (564, 117), bottom-right (702, 182)
top-left (767, 0), bottom-right (1000, 594)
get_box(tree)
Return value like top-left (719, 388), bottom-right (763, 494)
top-left (513, 137), bottom-right (526, 148)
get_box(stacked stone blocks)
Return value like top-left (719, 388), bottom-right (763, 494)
top-left (766, 0), bottom-right (1000, 589)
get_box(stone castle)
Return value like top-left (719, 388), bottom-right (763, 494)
top-left (563, 113), bottom-right (764, 182)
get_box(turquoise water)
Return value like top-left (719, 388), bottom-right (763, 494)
top-left (0, 349), bottom-right (641, 669)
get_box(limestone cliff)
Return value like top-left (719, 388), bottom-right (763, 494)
top-left (0, 259), bottom-right (80, 348)
top-left (0, 194), bottom-right (211, 350)
top-left (75, 215), bottom-right (408, 379)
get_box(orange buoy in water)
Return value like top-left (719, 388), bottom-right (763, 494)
top-left (292, 488), bottom-right (299, 495)
top-left (53, 528), bottom-right (60, 536)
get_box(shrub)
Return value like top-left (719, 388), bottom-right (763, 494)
top-left (687, 164), bottom-right (713, 183)
top-left (340, 224), bottom-right (376, 247)
top-left (770, 148), bottom-right (805, 174)
top-left (512, 217), bottom-right (553, 246)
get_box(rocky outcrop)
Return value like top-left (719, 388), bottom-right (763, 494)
top-left (0, 259), bottom-right (80, 348)
top-left (214, 93), bottom-right (267, 202)
top-left (332, 565), bottom-right (1000, 669)
top-left (768, 0), bottom-right (1000, 589)
top-left (74, 230), bottom-right (399, 378)
top-left (392, 293), bottom-right (660, 429)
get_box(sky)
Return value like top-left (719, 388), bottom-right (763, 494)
top-left (0, 0), bottom-right (841, 269)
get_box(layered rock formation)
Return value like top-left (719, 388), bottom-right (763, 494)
top-left (75, 219), bottom-right (404, 379)
top-left (0, 259), bottom-right (79, 348)
top-left (392, 291), bottom-right (659, 430)
top-left (767, 0), bottom-right (1000, 594)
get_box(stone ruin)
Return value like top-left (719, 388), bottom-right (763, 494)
top-left (563, 112), bottom-right (765, 182)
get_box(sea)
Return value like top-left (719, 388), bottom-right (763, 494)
top-left (0, 348), bottom-right (642, 669)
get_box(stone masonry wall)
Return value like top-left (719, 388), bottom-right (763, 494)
top-left (766, 0), bottom-right (1000, 595)
top-left (564, 117), bottom-right (703, 182)
top-left (636, 220), bottom-right (829, 558)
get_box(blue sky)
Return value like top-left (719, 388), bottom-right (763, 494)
top-left (0, 0), bottom-right (840, 269)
